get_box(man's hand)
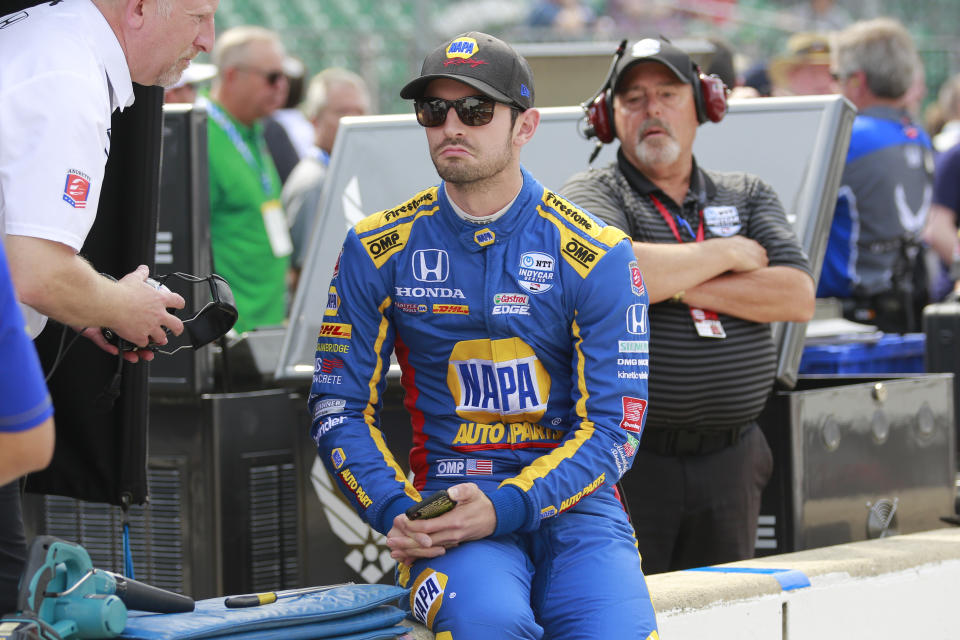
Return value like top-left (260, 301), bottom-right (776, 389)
top-left (108, 265), bottom-right (186, 348)
top-left (386, 483), bottom-right (496, 566)
top-left (77, 326), bottom-right (154, 362)
top-left (715, 236), bottom-right (769, 272)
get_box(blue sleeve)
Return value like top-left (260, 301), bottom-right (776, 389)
top-left (494, 235), bottom-right (649, 533)
top-left (307, 230), bottom-right (421, 534)
top-left (934, 146), bottom-right (960, 214)
top-left (0, 243), bottom-right (52, 432)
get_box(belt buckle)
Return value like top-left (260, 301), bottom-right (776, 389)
top-left (672, 430), bottom-right (701, 457)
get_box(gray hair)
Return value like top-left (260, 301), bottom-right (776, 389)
top-left (212, 26), bottom-right (284, 73)
top-left (301, 68), bottom-right (369, 120)
top-left (938, 74), bottom-right (960, 120)
top-left (832, 18), bottom-right (918, 99)
top-left (156, 0), bottom-right (172, 18)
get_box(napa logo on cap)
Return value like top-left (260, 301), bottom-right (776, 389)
top-left (446, 37), bottom-right (479, 59)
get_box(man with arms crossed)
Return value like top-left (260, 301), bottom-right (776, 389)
top-left (563, 38), bottom-right (815, 574)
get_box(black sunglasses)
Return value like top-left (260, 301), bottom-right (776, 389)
top-left (414, 95), bottom-right (497, 127)
top-left (237, 66), bottom-right (285, 86)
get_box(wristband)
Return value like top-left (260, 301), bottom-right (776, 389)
top-left (670, 290), bottom-right (685, 303)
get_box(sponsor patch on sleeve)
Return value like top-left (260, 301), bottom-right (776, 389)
top-left (62, 169), bottom-right (91, 208)
top-left (620, 396), bottom-right (647, 433)
top-left (629, 260), bottom-right (645, 297)
top-left (319, 322), bottom-right (352, 340)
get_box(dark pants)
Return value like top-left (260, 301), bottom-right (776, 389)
top-left (626, 424), bottom-right (773, 575)
top-left (0, 480), bottom-right (26, 614)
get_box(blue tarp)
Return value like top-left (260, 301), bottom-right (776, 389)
top-left (120, 584), bottom-right (409, 640)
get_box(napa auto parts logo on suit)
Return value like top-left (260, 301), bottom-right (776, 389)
top-left (309, 458), bottom-right (396, 583)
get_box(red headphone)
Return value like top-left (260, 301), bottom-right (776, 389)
top-left (582, 41), bottom-right (728, 146)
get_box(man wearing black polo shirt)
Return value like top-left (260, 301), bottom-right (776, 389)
top-left (562, 38), bottom-right (815, 574)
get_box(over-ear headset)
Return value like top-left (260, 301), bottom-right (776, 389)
top-left (581, 39), bottom-right (728, 156)
top-left (101, 272), bottom-right (238, 355)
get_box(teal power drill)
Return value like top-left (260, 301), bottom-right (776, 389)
top-left (1, 536), bottom-right (193, 639)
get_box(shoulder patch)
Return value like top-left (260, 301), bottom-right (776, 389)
top-left (541, 191), bottom-right (626, 247)
top-left (355, 187), bottom-right (440, 234)
top-left (355, 188), bottom-right (440, 268)
top-left (537, 192), bottom-right (628, 278)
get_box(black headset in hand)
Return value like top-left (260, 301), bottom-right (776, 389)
top-left (101, 272), bottom-right (237, 355)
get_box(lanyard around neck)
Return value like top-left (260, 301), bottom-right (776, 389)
top-left (649, 194), bottom-right (703, 243)
top-left (201, 97), bottom-right (273, 196)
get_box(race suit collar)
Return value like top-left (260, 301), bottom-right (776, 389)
top-left (440, 166), bottom-right (543, 251)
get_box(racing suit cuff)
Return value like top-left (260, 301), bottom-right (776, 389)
top-left (489, 485), bottom-right (531, 536)
top-left (378, 494), bottom-right (419, 534)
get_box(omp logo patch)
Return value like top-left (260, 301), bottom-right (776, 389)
top-left (319, 322), bottom-right (352, 339)
top-left (435, 458), bottom-right (465, 477)
top-left (563, 238), bottom-right (598, 268)
top-left (447, 338), bottom-right (550, 423)
top-left (446, 37), bottom-right (478, 59)
top-left (411, 569), bottom-right (448, 627)
top-left (620, 396), bottom-right (647, 433)
top-left (63, 170), bottom-right (91, 208)
top-left (365, 230), bottom-right (402, 257)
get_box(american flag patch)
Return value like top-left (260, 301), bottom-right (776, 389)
top-left (466, 459), bottom-right (492, 475)
top-left (62, 170), bottom-right (91, 208)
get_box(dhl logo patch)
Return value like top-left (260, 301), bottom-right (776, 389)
top-left (319, 322), bottom-right (352, 340)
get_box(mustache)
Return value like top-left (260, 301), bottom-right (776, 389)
top-left (639, 118), bottom-right (674, 139)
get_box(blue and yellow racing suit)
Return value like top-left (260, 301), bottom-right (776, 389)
top-left (309, 168), bottom-right (658, 639)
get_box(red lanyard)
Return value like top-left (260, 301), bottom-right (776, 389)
top-left (649, 195), bottom-right (703, 243)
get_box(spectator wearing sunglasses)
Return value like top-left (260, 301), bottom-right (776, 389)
top-left (309, 32), bottom-right (659, 639)
top-left (204, 26), bottom-right (292, 333)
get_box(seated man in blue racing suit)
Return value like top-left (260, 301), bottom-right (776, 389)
top-left (308, 32), bottom-right (659, 639)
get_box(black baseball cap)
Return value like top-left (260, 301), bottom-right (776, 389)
top-left (400, 32), bottom-right (534, 110)
top-left (613, 38), bottom-right (695, 92)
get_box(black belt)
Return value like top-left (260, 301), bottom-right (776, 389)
top-left (638, 424), bottom-right (752, 457)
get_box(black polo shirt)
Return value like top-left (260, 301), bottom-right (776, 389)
top-left (562, 149), bottom-right (811, 428)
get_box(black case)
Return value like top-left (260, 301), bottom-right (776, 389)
top-left (923, 300), bottom-right (960, 453)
